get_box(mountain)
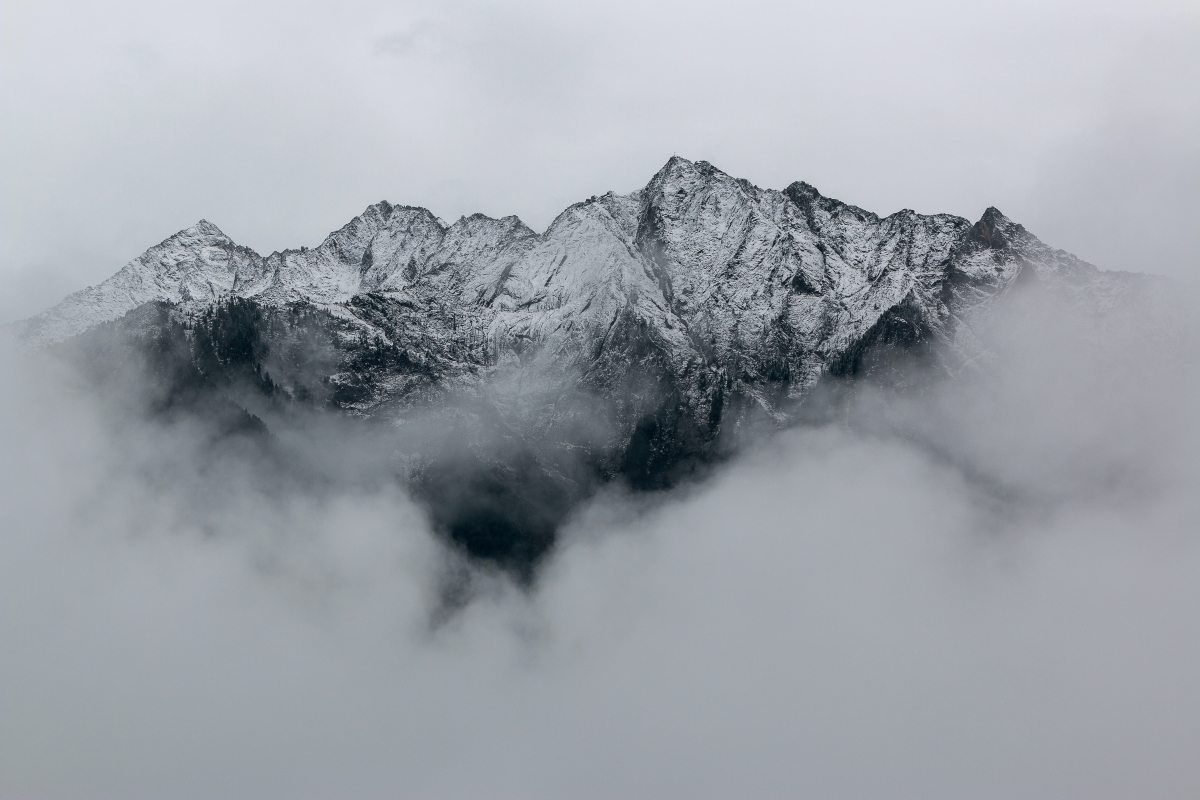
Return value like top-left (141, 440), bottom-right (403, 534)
top-left (15, 157), bottom-right (1156, 578)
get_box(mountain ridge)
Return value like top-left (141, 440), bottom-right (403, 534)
top-left (13, 157), bottom-right (1162, 576)
top-left (19, 157), bottom-right (1086, 347)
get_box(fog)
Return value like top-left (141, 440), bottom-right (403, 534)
top-left (1, 274), bottom-right (1199, 798)
top-left (2, 0), bottom-right (1199, 324)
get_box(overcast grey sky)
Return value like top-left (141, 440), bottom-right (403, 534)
top-left (1, 0), bottom-right (1197, 322)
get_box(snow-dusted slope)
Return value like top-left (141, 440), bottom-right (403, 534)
top-left (19, 156), bottom-right (1146, 417)
top-left (17, 221), bottom-right (265, 343)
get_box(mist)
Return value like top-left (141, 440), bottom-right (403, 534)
top-left (1, 264), bottom-right (1199, 799)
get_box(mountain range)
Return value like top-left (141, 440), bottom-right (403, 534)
top-left (15, 157), bottom-right (1157, 577)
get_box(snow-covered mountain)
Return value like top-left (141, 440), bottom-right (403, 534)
top-left (16, 157), bottom-right (1158, 574)
top-left (23, 156), bottom-right (1146, 400)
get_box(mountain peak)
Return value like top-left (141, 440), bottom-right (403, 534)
top-left (784, 181), bottom-right (822, 204)
top-left (182, 219), bottom-right (227, 239)
top-left (649, 155), bottom-right (693, 183)
top-left (968, 207), bottom-right (1016, 249)
top-left (652, 156), bottom-right (732, 179)
top-left (980, 206), bottom-right (1009, 224)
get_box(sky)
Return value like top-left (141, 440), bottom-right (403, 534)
top-left (2, 0), bottom-right (1198, 323)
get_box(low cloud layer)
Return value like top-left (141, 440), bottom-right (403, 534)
top-left (1, 280), bottom-right (1199, 798)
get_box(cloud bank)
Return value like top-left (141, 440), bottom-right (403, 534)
top-left (1, 272), bottom-right (1199, 798)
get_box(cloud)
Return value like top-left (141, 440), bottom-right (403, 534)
top-left (1, 274), bottom-right (1199, 797)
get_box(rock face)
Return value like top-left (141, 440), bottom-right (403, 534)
top-left (17, 157), bottom-right (1153, 576)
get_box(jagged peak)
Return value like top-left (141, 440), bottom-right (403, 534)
top-left (357, 200), bottom-right (439, 221)
top-left (660, 154), bottom-right (695, 172)
top-left (645, 156), bottom-right (760, 209)
top-left (980, 206), bottom-right (1010, 226)
top-left (648, 155), bottom-right (702, 188)
top-left (448, 212), bottom-right (534, 238)
top-left (783, 181), bottom-right (883, 225)
top-left (144, 220), bottom-right (236, 254)
top-left (784, 181), bottom-right (822, 203)
top-left (967, 207), bottom-right (1020, 249)
top-left (315, 202), bottom-right (445, 255)
top-left (180, 219), bottom-right (228, 239)
top-left (649, 155), bottom-right (738, 183)
top-left (370, 202), bottom-right (445, 230)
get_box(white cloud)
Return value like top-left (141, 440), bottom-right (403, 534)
top-left (1, 277), bottom-right (1198, 797)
